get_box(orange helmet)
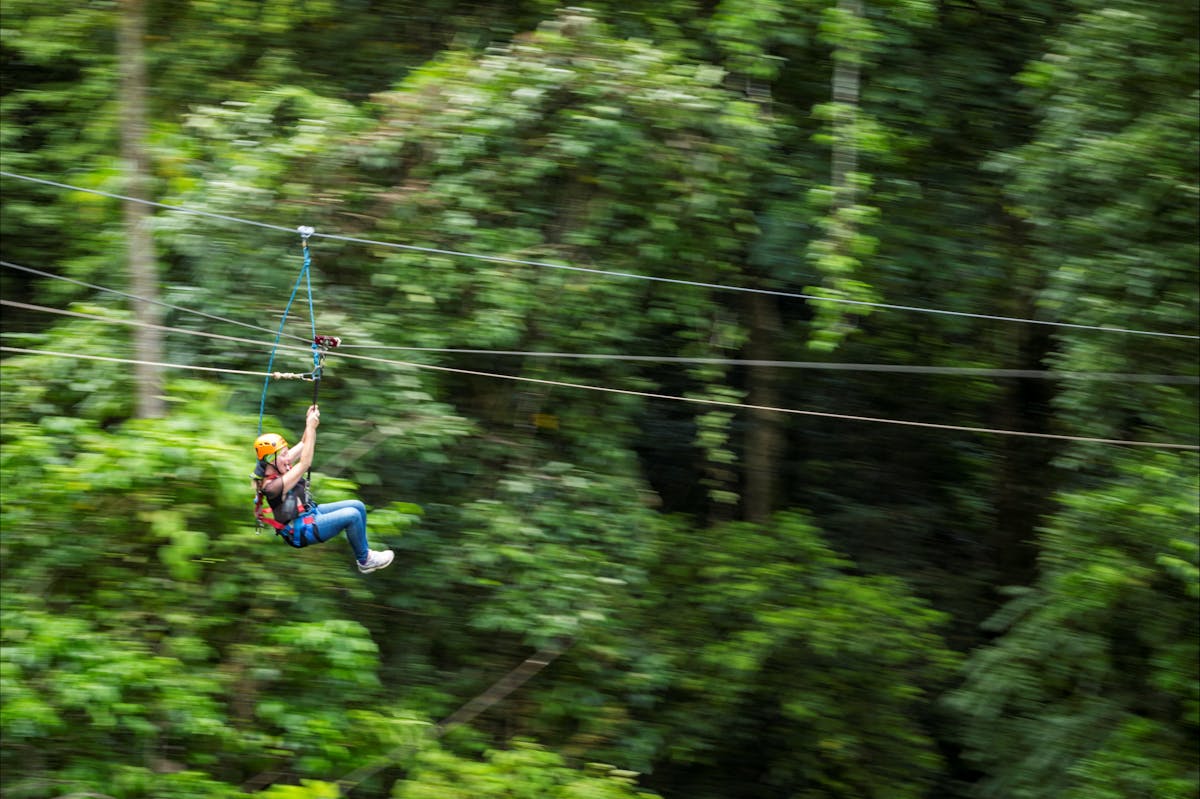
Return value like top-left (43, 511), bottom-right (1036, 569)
top-left (254, 433), bottom-right (289, 461)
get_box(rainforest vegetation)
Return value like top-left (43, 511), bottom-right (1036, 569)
top-left (1, 1), bottom-right (1197, 797)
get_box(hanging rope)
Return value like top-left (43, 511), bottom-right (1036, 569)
top-left (257, 226), bottom-right (321, 435)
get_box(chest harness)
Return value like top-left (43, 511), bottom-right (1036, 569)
top-left (254, 472), bottom-right (320, 548)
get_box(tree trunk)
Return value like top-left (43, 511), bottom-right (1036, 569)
top-left (119, 0), bottom-right (164, 419)
top-left (743, 293), bottom-right (783, 524)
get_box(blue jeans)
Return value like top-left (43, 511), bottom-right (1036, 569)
top-left (300, 499), bottom-right (370, 562)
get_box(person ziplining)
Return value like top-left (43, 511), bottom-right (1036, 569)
top-left (250, 227), bottom-right (394, 574)
top-left (253, 407), bottom-right (394, 573)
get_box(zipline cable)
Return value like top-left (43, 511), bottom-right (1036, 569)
top-left (3, 170), bottom-right (1197, 341)
top-left (314, 229), bottom-right (1200, 340)
top-left (7, 294), bottom-right (1199, 385)
top-left (4, 345), bottom-right (1197, 451)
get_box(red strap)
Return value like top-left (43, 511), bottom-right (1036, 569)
top-left (256, 508), bottom-right (288, 531)
top-left (254, 491), bottom-right (289, 531)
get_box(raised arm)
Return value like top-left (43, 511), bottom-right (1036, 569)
top-left (287, 404), bottom-right (318, 460)
top-left (277, 405), bottom-right (320, 495)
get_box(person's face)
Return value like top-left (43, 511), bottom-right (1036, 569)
top-left (265, 447), bottom-right (291, 476)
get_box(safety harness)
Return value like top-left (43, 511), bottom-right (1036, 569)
top-left (253, 470), bottom-right (318, 547)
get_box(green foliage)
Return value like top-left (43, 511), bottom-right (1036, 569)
top-left (259, 780), bottom-right (341, 799)
top-left (948, 9), bottom-right (1199, 792)
top-left (1008, 0), bottom-right (1199, 446)
top-left (396, 740), bottom-right (661, 799)
top-left (548, 512), bottom-right (961, 799)
top-left (0, 376), bottom-right (431, 797)
top-left (449, 461), bottom-right (654, 643)
top-left (324, 9), bottom-right (809, 534)
top-left (0, 607), bottom-right (234, 794)
top-left (949, 453), bottom-right (1200, 799)
top-left (0, 0), bottom-right (125, 284)
top-left (324, 7), bottom-right (776, 446)
top-left (2, 1), bottom-right (1198, 798)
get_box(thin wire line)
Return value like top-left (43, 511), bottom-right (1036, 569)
top-left (0, 171), bottom-right (293, 234)
top-left (5, 344), bottom-right (1196, 450)
top-left (324, 349), bottom-right (1200, 450)
top-left (4, 170), bottom-right (1197, 341)
top-left (332, 345), bottom-right (1200, 384)
top-left (0, 346), bottom-right (273, 377)
top-left (4, 264), bottom-right (1198, 385)
top-left (0, 299), bottom-right (314, 363)
top-left (320, 226), bottom-right (1200, 340)
top-left (0, 260), bottom-right (311, 344)
top-left (9, 293), bottom-right (1200, 383)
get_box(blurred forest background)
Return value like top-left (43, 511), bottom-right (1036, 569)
top-left (1, 1), bottom-right (1197, 797)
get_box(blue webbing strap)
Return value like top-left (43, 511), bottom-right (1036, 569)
top-left (257, 227), bottom-right (316, 435)
top-left (304, 235), bottom-right (318, 375)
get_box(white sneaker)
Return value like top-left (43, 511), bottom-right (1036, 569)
top-left (357, 549), bottom-right (394, 574)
